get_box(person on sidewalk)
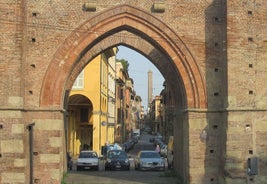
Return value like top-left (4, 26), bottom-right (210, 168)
top-left (155, 144), bottom-right (160, 153)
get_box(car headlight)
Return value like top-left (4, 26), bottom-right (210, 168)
top-left (107, 159), bottom-right (111, 163)
top-left (125, 158), bottom-right (129, 163)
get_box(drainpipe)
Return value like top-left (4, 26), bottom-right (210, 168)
top-left (63, 90), bottom-right (70, 170)
top-left (27, 123), bottom-right (35, 184)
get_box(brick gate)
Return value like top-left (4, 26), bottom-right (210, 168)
top-left (0, 1), bottom-right (266, 184)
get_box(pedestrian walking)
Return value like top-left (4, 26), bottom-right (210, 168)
top-left (155, 144), bottom-right (160, 153)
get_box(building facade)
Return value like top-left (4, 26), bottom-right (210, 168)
top-left (124, 78), bottom-right (134, 139)
top-left (160, 81), bottom-right (175, 141)
top-left (67, 48), bottom-right (117, 156)
top-left (107, 48), bottom-right (118, 146)
top-left (131, 95), bottom-right (144, 130)
top-left (114, 60), bottom-right (138, 143)
top-left (148, 95), bottom-right (162, 135)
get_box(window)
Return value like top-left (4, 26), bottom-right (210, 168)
top-left (117, 108), bottom-right (124, 124)
top-left (72, 70), bottom-right (84, 89)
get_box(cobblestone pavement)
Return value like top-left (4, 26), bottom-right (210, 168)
top-left (65, 132), bottom-right (179, 184)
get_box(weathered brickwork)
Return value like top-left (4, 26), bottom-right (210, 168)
top-left (0, 0), bottom-right (266, 183)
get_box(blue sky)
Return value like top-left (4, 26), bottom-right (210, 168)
top-left (116, 46), bottom-right (165, 111)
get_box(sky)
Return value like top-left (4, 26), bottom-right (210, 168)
top-left (116, 46), bottom-right (165, 111)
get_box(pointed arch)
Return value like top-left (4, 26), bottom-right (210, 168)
top-left (40, 4), bottom-right (206, 109)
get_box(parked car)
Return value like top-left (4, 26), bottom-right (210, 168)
top-left (158, 140), bottom-right (165, 148)
top-left (101, 143), bottom-right (123, 158)
top-left (105, 150), bottom-right (130, 171)
top-left (149, 137), bottom-right (155, 142)
top-left (107, 143), bottom-right (123, 151)
top-left (160, 144), bottom-right (167, 157)
top-left (123, 139), bottom-right (135, 152)
top-left (132, 129), bottom-right (140, 139)
top-left (132, 136), bottom-right (139, 144)
top-left (154, 136), bottom-right (163, 146)
top-left (135, 150), bottom-right (165, 171)
top-left (144, 127), bottom-right (152, 134)
top-left (77, 150), bottom-right (99, 171)
top-left (167, 136), bottom-right (174, 169)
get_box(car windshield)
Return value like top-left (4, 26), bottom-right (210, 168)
top-left (79, 152), bottom-right (97, 158)
top-left (140, 152), bottom-right (160, 158)
top-left (108, 150), bottom-right (127, 159)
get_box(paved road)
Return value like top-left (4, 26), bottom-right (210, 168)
top-left (64, 132), bottom-right (179, 184)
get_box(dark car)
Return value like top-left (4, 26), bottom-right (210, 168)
top-left (154, 136), bottom-right (163, 146)
top-left (149, 137), bottom-right (155, 142)
top-left (132, 136), bottom-right (139, 144)
top-left (122, 139), bottom-right (135, 152)
top-left (105, 150), bottom-right (130, 171)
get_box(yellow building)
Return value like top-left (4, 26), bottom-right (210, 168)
top-left (67, 48), bottom-right (117, 157)
top-left (107, 49), bottom-right (117, 145)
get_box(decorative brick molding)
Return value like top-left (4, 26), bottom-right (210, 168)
top-left (40, 5), bottom-right (207, 110)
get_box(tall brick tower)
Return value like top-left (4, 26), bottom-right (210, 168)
top-left (147, 70), bottom-right (153, 108)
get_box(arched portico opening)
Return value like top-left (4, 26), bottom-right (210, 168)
top-left (67, 94), bottom-right (94, 157)
top-left (40, 4), bottom-right (207, 182)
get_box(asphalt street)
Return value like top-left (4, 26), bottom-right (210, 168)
top-left (65, 132), bottom-right (179, 184)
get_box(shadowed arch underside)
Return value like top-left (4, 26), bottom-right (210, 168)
top-left (40, 4), bottom-right (207, 109)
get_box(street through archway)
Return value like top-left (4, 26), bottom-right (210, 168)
top-left (65, 132), bottom-right (179, 184)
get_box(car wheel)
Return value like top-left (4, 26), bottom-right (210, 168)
top-left (77, 166), bottom-right (81, 171)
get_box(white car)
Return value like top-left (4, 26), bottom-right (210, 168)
top-left (160, 144), bottom-right (167, 157)
top-left (77, 150), bottom-right (99, 171)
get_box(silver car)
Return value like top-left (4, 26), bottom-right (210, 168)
top-left (135, 150), bottom-right (165, 171)
top-left (77, 150), bottom-right (99, 171)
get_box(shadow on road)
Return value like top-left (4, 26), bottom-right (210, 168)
top-left (65, 132), bottom-right (179, 184)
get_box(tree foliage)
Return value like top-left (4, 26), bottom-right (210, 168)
top-left (116, 58), bottom-right (129, 71)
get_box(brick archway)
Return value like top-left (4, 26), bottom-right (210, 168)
top-left (40, 4), bottom-right (206, 109)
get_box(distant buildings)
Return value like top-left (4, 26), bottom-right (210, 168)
top-left (147, 81), bottom-right (175, 142)
top-left (67, 48), bottom-right (144, 157)
top-left (66, 47), bottom-right (172, 158)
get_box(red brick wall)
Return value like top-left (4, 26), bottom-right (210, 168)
top-left (0, 0), bottom-right (266, 183)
